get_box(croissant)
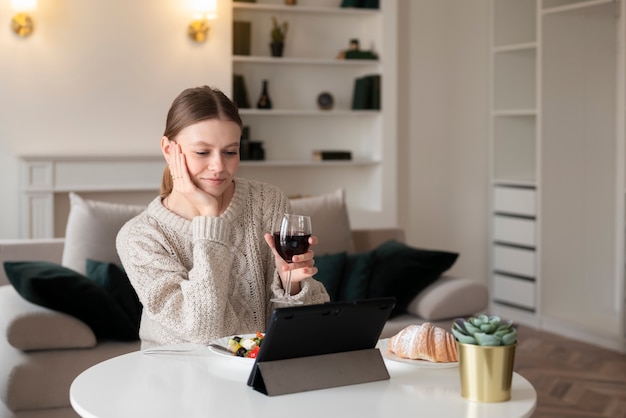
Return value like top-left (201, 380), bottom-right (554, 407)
top-left (388, 323), bottom-right (458, 363)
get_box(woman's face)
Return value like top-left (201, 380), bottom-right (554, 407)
top-left (172, 118), bottom-right (241, 197)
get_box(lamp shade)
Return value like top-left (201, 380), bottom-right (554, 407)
top-left (11, 0), bottom-right (37, 12)
top-left (190, 0), bottom-right (217, 19)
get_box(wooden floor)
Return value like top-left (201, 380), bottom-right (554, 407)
top-left (515, 326), bottom-right (626, 418)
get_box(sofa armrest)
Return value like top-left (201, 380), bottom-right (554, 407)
top-left (0, 285), bottom-right (96, 351)
top-left (0, 238), bottom-right (65, 286)
top-left (351, 228), bottom-right (405, 253)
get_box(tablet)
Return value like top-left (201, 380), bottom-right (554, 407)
top-left (247, 297), bottom-right (396, 387)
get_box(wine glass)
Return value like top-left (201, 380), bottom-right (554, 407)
top-left (270, 213), bottom-right (312, 305)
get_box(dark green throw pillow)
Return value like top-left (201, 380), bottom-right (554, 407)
top-left (86, 259), bottom-right (142, 332)
top-left (4, 261), bottom-right (139, 341)
top-left (313, 252), bottom-right (347, 301)
top-left (339, 251), bottom-right (376, 301)
top-left (367, 240), bottom-right (459, 317)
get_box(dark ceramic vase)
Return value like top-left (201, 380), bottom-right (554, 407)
top-left (270, 42), bottom-right (284, 57)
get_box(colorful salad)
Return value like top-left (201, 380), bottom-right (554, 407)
top-left (227, 331), bottom-right (264, 358)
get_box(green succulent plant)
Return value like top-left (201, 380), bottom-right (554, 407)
top-left (452, 315), bottom-right (517, 346)
top-left (271, 16), bottom-right (288, 43)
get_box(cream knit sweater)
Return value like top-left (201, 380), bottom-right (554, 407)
top-left (116, 178), bottom-right (329, 349)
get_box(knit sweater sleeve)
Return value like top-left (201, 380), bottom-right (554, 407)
top-left (116, 214), bottom-right (239, 345)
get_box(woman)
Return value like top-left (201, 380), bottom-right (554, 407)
top-left (116, 86), bottom-right (329, 349)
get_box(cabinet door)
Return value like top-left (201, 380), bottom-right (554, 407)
top-left (493, 273), bottom-right (536, 310)
top-left (493, 215), bottom-right (535, 247)
top-left (493, 245), bottom-right (535, 278)
top-left (493, 186), bottom-right (536, 216)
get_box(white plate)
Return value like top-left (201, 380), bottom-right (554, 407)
top-left (377, 338), bottom-right (458, 368)
top-left (209, 334), bottom-right (259, 360)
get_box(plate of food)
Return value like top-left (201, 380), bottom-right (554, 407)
top-left (209, 332), bottom-right (264, 360)
top-left (378, 323), bottom-right (459, 368)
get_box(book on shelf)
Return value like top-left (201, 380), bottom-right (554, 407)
top-left (352, 76), bottom-right (371, 110)
top-left (351, 74), bottom-right (381, 110)
top-left (233, 21), bottom-right (251, 56)
top-left (370, 74), bottom-right (381, 110)
top-left (312, 150), bottom-right (352, 161)
top-left (233, 74), bottom-right (250, 109)
top-left (345, 50), bottom-right (378, 60)
top-left (341, 0), bottom-right (379, 9)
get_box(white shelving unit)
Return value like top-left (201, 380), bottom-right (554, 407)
top-left (230, 0), bottom-right (397, 228)
top-left (489, 0), bottom-right (626, 352)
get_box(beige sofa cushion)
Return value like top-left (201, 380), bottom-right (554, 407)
top-left (0, 286), bottom-right (95, 351)
top-left (406, 276), bottom-right (489, 321)
top-left (62, 192), bottom-right (145, 275)
top-left (290, 189), bottom-right (354, 256)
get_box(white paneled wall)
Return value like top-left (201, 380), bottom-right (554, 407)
top-left (0, 0), bottom-right (231, 238)
top-left (1, 1), bottom-right (490, 295)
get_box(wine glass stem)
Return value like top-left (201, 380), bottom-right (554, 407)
top-left (284, 269), bottom-right (292, 299)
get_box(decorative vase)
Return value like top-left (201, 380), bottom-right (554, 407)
top-left (256, 80), bottom-right (272, 109)
top-left (270, 42), bottom-right (284, 57)
top-left (457, 342), bottom-right (516, 402)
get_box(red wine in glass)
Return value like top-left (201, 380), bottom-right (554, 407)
top-left (273, 232), bottom-right (311, 262)
top-left (270, 214), bottom-right (312, 305)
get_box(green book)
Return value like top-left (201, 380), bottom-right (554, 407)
top-left (369, 75), bottom-right (381, 110)
top-left (233, 74), bottom-right (250, 109)
top-left (341, 0), bottom-right (363, 8)
top-left (351, 76), bottom-right (372, 110)
top-left (345, 50), bottom-right (378, 60)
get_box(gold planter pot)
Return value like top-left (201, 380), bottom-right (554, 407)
top-left (457, 342), bottom-right (516, 402)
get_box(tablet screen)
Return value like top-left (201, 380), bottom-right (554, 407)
top-left (247, 297), bottom-right (395, 386)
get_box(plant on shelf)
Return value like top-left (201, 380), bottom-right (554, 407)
top-left (270, 16), bottom-right (288, 57)
top-left (452, 314), bottom-right (517, 346)
top-left (271, 16), bottom-right (288, 43)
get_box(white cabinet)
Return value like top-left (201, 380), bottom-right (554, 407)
top-left (489, 0), bottom-right (625, 352)
top-left (229, 0), bottom-right (397, 228)
top-left (493, 216), bottom-right (536, 247)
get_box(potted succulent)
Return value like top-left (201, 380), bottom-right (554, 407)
top-left (270, 16), bottom-right (288, 57)
top-left (451, 315), bottom-right (518, 402)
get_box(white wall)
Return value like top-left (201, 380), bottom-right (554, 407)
top-left (0, 0), bottom-right (490, 287)
top-left (0, 0), bottom-right (232, 238)
top-left (398, 1), bottom-right (489, 284)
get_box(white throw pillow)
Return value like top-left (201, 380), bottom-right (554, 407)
top-left (61, 193), bottom-right (145, 274)
top-left (289, 189), bottom-right (354, 256)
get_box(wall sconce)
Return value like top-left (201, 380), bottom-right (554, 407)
top-left (11, 0), bottom-right (36, 37)
top-left (188, 0), bottom-right (217, 43)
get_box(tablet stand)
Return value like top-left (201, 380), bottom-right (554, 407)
top-left (250, 348), bottom-right (390, 396)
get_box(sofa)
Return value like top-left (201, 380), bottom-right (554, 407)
top-left (0, 190), bottom-right (488, 418)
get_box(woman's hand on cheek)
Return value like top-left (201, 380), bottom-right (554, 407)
top-left (169, 144), bottom-right (220, 216)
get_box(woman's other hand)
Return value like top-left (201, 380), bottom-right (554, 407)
top-left (264, 233), bottom-right (319, 295)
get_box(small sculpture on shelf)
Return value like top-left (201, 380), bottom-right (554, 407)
top-left (337, 37), bottom-right (378, 60)
top-left (270, 16), bottom-right (288, 57)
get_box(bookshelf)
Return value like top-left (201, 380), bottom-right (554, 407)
top-left (229, 0), bottom-right (397, 228)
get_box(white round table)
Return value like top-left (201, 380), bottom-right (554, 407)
top-left (70, 344), bottom-right (536, 418)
